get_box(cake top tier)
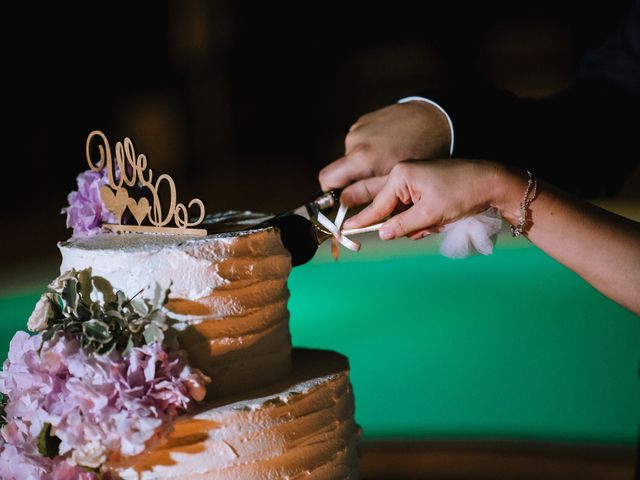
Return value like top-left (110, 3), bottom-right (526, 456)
top-left (58, 229), bottom-right (291, 300)
top-left (59, 228), bottom-right (280, 253)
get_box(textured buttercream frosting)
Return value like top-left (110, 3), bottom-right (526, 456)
top-left (114, 349), bottom-right (360, 480)
top-left (58, 229), bottom-right (293, 396)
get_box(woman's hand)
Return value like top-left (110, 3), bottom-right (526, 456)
top-left (318, 101), bottom-right (451, 203)
top-left (343, 159), bottom-right (505, 240)
top-left (341, 158), bottom-right (640, 314)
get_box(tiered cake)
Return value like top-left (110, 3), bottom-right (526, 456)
top-left (57, 228), bottom-right (360, 479)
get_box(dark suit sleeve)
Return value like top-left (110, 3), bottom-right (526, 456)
top-left (419, 1), bottom-right (640, 198)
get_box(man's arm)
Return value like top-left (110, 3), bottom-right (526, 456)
top-left (421, 0), bottom-right (640, 197)
top-left (420, 78), bottom-right (639, 197)
top-left (320, 1), bottom-right (640, 199)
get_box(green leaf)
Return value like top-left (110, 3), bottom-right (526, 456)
top-left (90, 301), bottom-right (102, 318)
top-left (127, 317), bottom-right (145, 334)
top-left (105, 309), bottom-right (124, 320)
top-left (61, 277), bottom-right (79, 311)
top-left (98, 339), bottom-right (117, 356)
top-left (38, 269), bottom-right (173, 356)
top-left (148, 309), bottom-right (167, 324)
top-left (82, 319), bottom-right (113, 344)
top-left (37, 422), bottom-right (61, 459)
top-left (81, 464), bottom-right (103, 477)
top-left (151, 282), bottom-right (170, 310)
top-left (122, 336), bottom-right (135, 356)
top-left (143, 322), bottom-right (164, 345)
top-left (47, 295), bottom-right (64, 321)
top-left (0, 393), bottom-right (7, 428)
top-left (77, 269), bottom-right (94, 302)
top-left (42, 325), bottom-right (60, 342)
top-left (75, 301), bottom-right (92, 321)
top-left (116, 291), bottom-right (127, 309)
top-left (130, 298), bottom-right (149, 316)
top-left (91, 275), bottom-right (117, 305)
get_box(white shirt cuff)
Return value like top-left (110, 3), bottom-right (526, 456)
top-left (398, 96), bottom-right (455, 157)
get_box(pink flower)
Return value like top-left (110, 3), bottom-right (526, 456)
top-left (0, 331), bottom-right (211, 479)
top-left (0, 443), bottom-right (46, 480)
top-left (61, 169), bottom-right (118, 237)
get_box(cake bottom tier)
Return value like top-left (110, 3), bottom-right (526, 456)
top-left (114, 349), bottom-right (360, 479)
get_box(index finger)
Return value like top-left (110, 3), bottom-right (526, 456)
top-left (340, 176), bottom-right (388, 207)
top-left (342, 179), bottom-right (398, 230)
top-left (318, 148), bottom-right (374, 191)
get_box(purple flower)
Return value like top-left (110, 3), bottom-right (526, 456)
top-left (0, 332), bottom-right (210, 479)
top-left (50, 460), bottom-right (102, 480)
top-left (61, 169), bottom-right (118, 237)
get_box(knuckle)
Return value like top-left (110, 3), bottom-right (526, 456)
top-left (356, 113), bottom-right (370, 124)
top-left (348, 119), bottom-right (365, 135)
top-left (348, 145), bottom-right (373, 167)
top-left (417, 204), bottom-right (436, 226)
top-left (371, 161), bottom-right (391, 177)
top-left (340, 190), bottom-right (354, 206)
top-left (318, 164), bottom-right (340, 189)
top-left (390, 162), bottom-right (410, 177)
top-left (350, 117), bottom-right (365, 130)
top-left (393, 216), bottom-right (407, 235)
top-left (318, 168), bottom-right (331, 184)
top-left (361, 180), bottom-right (375, 202)
top-left (416, 204), bottom-right (431, 222)
top-left (344, 130), bottom-right (360, 148)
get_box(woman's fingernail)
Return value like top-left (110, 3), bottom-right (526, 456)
top-left (379, 227), bottom-right (395, 240)
top-left (422, 231), bottom-right (431, 238)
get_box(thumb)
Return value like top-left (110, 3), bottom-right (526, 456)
top-left (379, 204), bottom-right (436, 240)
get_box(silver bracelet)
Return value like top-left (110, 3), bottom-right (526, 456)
top-left (510, 170), bottom-right (537, 237)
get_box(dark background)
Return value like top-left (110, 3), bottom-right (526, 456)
top-left (3, 0), bottom-right (636, 267)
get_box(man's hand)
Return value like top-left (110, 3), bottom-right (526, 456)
top-left (343, 160), bottom-right (501, 240)
top-left (318, 101), bottom-right (451, 206)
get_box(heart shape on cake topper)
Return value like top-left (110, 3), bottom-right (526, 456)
top-left (87, 130), bottom-right (207, 236)
top-left (127, 197), bottom-right (151, 226)
top-left (100, 185), bottom-right (129, 223)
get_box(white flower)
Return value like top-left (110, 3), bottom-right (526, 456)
top-left (27, 294), bottom-right (55, 332)
top-left (70, 440), bottom-right (107, 469)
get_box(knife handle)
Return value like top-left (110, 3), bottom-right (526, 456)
top-left (306, 189), bottom-right (343, 217)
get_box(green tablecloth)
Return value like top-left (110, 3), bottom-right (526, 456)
top-left (1, 236), bottom-right (638, 444)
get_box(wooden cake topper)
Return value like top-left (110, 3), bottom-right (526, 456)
top-left (86, 130), bottom-right (207, 236)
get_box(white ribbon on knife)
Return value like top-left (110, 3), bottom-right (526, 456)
top-left (316, 204), bottom-right (384, 252)
top-left (316, 204), bottom-right (502, 259)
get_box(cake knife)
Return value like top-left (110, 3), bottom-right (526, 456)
top-left (201, 190), bottom-right (342, 267)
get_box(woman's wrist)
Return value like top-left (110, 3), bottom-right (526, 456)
top-left (489, 166), bottom-right (530, 227)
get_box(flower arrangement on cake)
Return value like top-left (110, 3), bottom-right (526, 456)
top-left (62, 167), bottom-right (120, 237)
top-left (0, 269), bottom-right (210, 479)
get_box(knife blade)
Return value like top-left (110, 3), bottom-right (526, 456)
top-left (200, 190), bottom-right (341, 266)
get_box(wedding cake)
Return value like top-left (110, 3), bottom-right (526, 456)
top-left (0, 131), bottom-right (359, 479)
top-left (0, 228), bottom-right (359, 479)
top-left (62, 230), bottom-right (360, 479)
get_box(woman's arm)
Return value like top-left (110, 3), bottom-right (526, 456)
top-left (496, 168), bottom-right (640, 314)
top-left (343, 160), bottom-right (640, 315)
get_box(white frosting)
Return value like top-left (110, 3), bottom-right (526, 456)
top-left (114, 349), bottom-right (360, 480)
top-left (58, 230), bottom-right (293, 396)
